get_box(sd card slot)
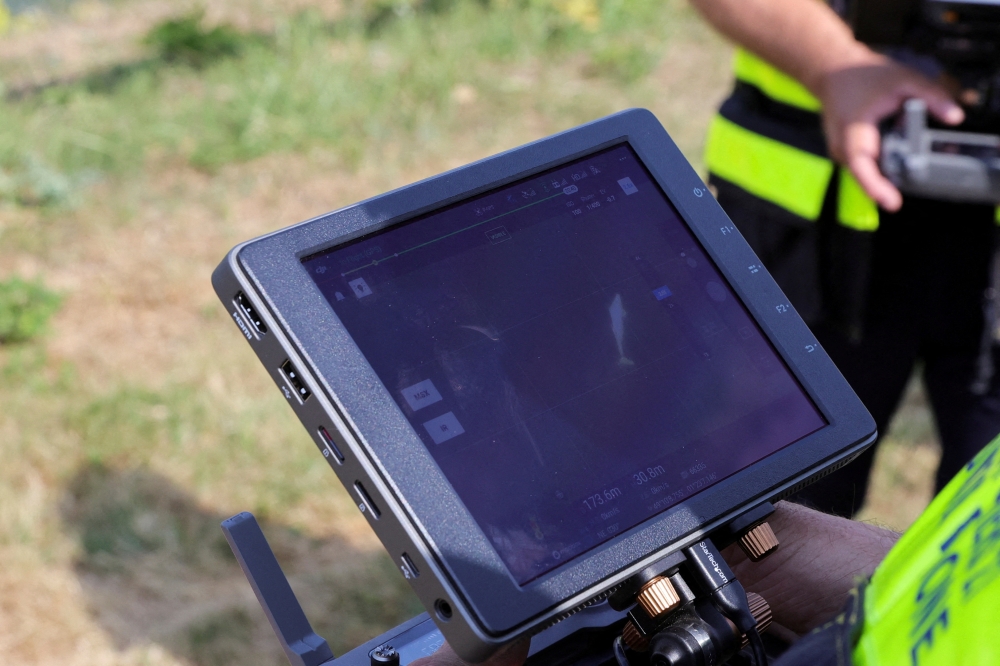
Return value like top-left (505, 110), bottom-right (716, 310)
top-left (353, 482), bottom-right (381, 519)
top-left (317, 426), bottom-right (345, 464)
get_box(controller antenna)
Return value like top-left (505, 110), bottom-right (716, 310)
top-left (222, 512), bottom-right (335, 666)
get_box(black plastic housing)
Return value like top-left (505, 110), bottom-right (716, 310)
top-left (211, 109), bottom-right (875, 663)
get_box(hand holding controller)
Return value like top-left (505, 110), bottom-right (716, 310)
top-left (411, 502), bottom-right (898, 666)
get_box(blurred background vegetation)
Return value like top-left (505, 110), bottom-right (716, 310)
top-left (0, 0), bottom-right (940, 664)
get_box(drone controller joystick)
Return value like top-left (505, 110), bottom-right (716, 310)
top-left (881, 98), bottom-right (1000, 204)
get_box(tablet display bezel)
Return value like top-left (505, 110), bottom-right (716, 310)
top-left (231, 109), bottom-right (875, 636)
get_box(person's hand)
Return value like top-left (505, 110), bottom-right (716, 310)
top-left (408, 502), bottom-right (898, 665)
top-left (815, 53), bottom-right (964, 212)
top-left (722, 501), bottom-right (899, 637)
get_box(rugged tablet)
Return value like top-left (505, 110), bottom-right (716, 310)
top-left (212, 109), bottom-right (875, 663)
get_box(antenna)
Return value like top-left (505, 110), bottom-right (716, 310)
top-left (221, 512), bottom-right (336, 666)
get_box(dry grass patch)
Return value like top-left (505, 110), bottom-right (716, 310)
top-left (857, 375), bottom-right (941, 532)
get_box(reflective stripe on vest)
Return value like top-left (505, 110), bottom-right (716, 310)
top-left (838, 169), bottom-right (880, 232)
top-left (705, 115), bottom-right (833, 220)
top-left (733, 49), bottom-right (821, 112)
top-left (853, 436), bottom-right (1000, 666)
top-left (707, 49), bottom-right (879, 231)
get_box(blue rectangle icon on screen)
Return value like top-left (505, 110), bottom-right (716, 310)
top-left (653, 285), bottom-right (672, 301)
top-left (401, 379), bottom-right (443, 412)
top-left (423, 412), bottom-right (466, 444)
top-left (618, 177), bottom-right (638, 195)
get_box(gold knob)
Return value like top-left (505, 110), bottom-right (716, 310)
top-left (621, 620), bottom-right (649, 651)
top-left (636, 576), bottom-right (681, 618)
top-left (747, 592), bottom-right (772, 634)
top-left (740, 592), bottom-right (773, 647)
top-left (739, 521), bottom-right (779, 562)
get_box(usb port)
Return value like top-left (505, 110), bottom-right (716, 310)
top-left (400, 552), bottom-right (420, 579)
top-left (280, 359), bottom-right (311, 402)
top-left (317, 426), bottom-right (345, 463)
top-left (235, 292), bottom-right (268, 335)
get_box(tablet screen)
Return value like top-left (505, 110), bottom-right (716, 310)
top-left (302, 144), bottom-right (825, 584)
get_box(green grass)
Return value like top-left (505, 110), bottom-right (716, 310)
top-left (0, 0), bottom-right (684, 209)
top-left (143, 12), bottom-right (248, 69)
top-left (0, 277), bottom-right (61, 343)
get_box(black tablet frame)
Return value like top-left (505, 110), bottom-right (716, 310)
top-left (213, 108), bottom-right (875, 661)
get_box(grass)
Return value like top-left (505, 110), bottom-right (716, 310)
top-left (0, 0), bottom-right (938, 664)
top-left (0, 0), bottom-right (682, 206)
top-left (0, 277), bottom-right (61, 342)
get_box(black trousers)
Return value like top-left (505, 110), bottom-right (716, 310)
top-left (717, 182), bottom-right (1000, 517)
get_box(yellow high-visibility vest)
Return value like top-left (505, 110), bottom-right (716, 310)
top-left (853, 435), bottom-right (1000, 665)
